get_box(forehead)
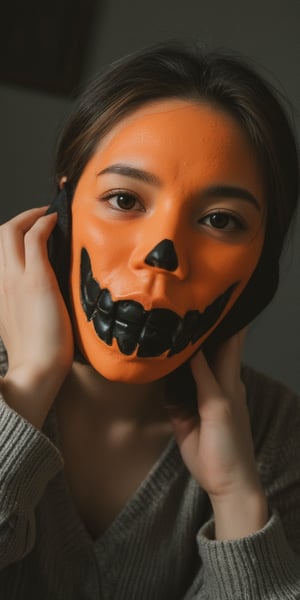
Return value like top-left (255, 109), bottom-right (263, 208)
top-left (99, 100), bottom-right (246, 155)
top-left (91, 99), bottom-right (260, 181)
top-left (76, 99), bottom-right (264, 208)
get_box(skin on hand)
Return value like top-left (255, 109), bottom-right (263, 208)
top-left (0, 207), bottom-right (74, 427)
top-left (170, 329), bottom-right (268, 540)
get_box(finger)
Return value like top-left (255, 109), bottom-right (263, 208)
top-left (190, 349), bottom-right (235, 421)
top-left (238, 326), bottom-right (248, 346)
top-left (0, 207), bottom-right (50, 271)
top-left (190, 349), bottom-right (221, 398)
top-left (0, 206), bottom-right (50, 229)
top-left (211, 329), bottom-right (247, 395)
top-left (24, 213), bottom-right (57, 268)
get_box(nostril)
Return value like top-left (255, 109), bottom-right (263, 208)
top-left (144, 239), bottom-right (179, 272)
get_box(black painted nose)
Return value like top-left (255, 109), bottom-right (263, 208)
top-left (144, 239), bottom-right (179, 272)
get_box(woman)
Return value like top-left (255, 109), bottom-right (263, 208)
top-left (0, 43), bottom-right (299, 599)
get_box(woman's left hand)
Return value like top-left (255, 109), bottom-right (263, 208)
top-left (170, 329), bottom-right (269, 539)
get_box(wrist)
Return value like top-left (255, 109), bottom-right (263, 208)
top-left (2, 366), bottom-right (67, 430)
top-left (210, 487), bottom-right (269, 541)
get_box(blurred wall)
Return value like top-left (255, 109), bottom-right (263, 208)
top-left (0, 0), bottom-right (299, 391)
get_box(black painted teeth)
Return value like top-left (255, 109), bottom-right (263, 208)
top-left (80, 247), bottom-right (238, 358)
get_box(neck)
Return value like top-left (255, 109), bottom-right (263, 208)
top-left (56, 359), bottom-right (169, 428)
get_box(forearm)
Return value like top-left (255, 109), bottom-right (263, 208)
top-left (1, 367), bottom-right (66, 430)
top-left (0, 392), bottom-right (63, 568)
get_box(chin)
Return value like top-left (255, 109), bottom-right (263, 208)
top-left (76, 335), bottom-right (202, 384)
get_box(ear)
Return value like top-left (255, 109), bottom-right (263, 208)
top-left (58, 176), bottom-right (68, 190)
top-left (46, 183), bottom-right (73, 311)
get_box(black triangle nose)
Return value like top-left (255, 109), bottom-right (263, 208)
top-left (144, 239), bottom-right (179, 272)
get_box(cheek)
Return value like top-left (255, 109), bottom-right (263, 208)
top-left (72, 209), bottom-right (135, 280)
top-left (191, 233), bottom-right (264, 295)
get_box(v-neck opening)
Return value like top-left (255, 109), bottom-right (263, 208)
top-left (93, 434), bottom-right (183, 548)
top-left (44, 404), bottom-right (184, 549)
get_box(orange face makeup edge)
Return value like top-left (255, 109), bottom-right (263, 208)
top-left (69, 100), bottom-right (265, 383)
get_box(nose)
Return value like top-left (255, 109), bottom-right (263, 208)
top-left (144, 239), bottom-right (178, 272)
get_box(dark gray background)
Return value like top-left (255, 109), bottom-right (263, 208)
top-left (0, 0), bottom-right (299, 391)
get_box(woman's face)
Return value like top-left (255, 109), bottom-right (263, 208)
top-left (70, 99), bottom-right (265, 383)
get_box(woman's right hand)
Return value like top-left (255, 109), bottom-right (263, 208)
top-left (0, 207), bottom-right (74, 428)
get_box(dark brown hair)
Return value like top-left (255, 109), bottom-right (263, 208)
top-left (54, 42), bottom-right (299, 414)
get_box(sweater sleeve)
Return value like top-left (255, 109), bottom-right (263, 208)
top-left (196, 511), bottom-right (300, 598)
top-left (194, 367), bottom-right (300, 599)
top-left (0, 352), bottom-right (64, 569)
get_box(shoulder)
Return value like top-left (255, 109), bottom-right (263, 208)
top-left (241, 363), bottom-right (300, 465)
top-left (242, 365), bottom-right (300, 554)
top-left (242, 362), bottom-right (299, 403)
top-left (242, 363), bottom-right (300, 416)
top-left (242, 363), bottom-right (300, 431)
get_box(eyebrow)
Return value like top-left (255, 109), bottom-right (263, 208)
top-left (200, 185), bottom-right (261, 211)
top-left (97, 164), bottom-right (161, 186)
top-left (97, 163), bottom-right (261, 211)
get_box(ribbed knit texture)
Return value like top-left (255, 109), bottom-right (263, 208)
top-left (0, 338), bottom-right (300, 599)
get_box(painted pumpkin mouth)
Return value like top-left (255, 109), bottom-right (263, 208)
top-left (80, 247), bottom-right (238, 358)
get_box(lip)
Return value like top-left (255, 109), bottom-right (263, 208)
top-left (80, 247), bottom-right (239, 358)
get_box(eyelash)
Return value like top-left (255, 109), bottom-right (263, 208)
top-left (199, 210), bottom-right (246, 232)
top-left (100, 191), bottom-right (246, 231)
top-left (101, 191), bottom-right (144, 212)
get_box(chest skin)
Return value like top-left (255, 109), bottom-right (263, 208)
top-left (55, 403), bottom-right (173, 539)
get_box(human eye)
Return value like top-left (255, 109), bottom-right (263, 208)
top-left (200, 210), bottom-right (246, 232)
top-left (101, 190), bottom-right (145, 212)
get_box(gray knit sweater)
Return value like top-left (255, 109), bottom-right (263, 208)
top-left (0, 339), bottom-right (299, 599)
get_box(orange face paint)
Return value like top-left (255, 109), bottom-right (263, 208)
top-left (70, 100), bottom-right (265, 383)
